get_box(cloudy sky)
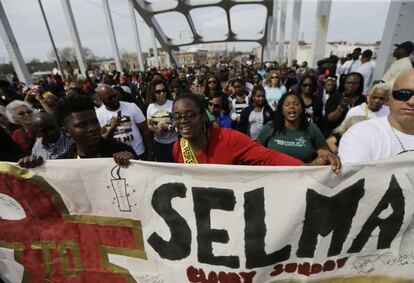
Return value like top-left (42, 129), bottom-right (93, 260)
top-left (0, 0), bottom-right (391, 63)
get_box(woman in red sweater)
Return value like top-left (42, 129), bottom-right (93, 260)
top-left (172, 92), bottom-right (340, 171)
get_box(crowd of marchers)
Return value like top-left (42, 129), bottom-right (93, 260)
top-left (1, 40), bottom-right (414, 171)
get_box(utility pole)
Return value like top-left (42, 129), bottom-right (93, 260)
top-left (38, 0), bottom-right (66, 80)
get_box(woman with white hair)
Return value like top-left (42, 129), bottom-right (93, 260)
top-left (344, 82), bottom-right (391, 120)
top-left (6, 100), bottom-right (37, 154)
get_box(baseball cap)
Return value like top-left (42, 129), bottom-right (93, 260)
top-left (394, 41), bottom-right (414, 53)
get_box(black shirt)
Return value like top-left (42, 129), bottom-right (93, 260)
top-left (0, 127), bottom-right (24, 162)
top-left (58, 138), bottom-right (136, 159)
top-left (324, 92), bottom-right (366, 136)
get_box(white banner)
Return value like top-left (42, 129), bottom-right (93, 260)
top-left (1, 154), bottom-right (414, 283)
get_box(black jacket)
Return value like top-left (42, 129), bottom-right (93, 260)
top-left (238, 104), bottom-right (274, 137)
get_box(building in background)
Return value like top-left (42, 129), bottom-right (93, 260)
top-left (252, 41), bottom-right (381, 65)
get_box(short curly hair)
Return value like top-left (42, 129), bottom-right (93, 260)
top-left (5, 100), bottom-right (34, 124)
top-left (55, 93), bottom-right (95, 127)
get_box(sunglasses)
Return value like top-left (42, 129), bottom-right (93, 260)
top-left (154, 89), bottom-right (166, 94)
top-left (392, 89), bottom-right (414, 101)
top-left (301, 84), bottom-right (312, 88)
top-left (208, 80), bottom-right (217, 84)
top-left (271, 76), bottom-right (279, 79)
top-left (17, 110), bottom-right (33, 116)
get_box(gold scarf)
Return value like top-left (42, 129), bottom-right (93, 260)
top-left (180, 138), bottom-right (198, 164)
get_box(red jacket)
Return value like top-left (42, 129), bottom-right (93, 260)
top-left (173, 127), bottom-right (303, 166)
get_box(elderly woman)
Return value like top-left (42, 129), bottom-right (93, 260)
top-left (171, 92), bottom-right (340, 172)
top-left (258, 93), bottom-right (330, 164)
top-left (344, 82), bottom-right (391, 120)
top-left (264, 70), bottom-right (287, 111)
top-left (6, 100), bottom-right (37, 154)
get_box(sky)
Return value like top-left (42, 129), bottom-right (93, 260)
top-left (0, 0), bottom-right (391, 63)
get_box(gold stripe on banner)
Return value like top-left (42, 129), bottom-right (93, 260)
top-left (65, 214), bottom-right (148, 282)
top-left (0, 163), bottom-right (148, 282)
top-left (0, 163), bottom-right (70, 215)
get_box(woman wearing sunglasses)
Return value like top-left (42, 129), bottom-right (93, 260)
top-left (172, 92), bottom-right (340, 173)
top-left (146, 80), bottom-right (177, 162)
top-left (264, 70), bottom-right (287, 111)
top-left (339, 69), bottom-right (414, 163)
top-left (5, 100), bottom-right (37, 155)
top-left (204, 74), bottom-right (222, 100)
top-left (207, 93), bottom-right (232, 129)
top-left (298, 74), bottom-right (324, 129)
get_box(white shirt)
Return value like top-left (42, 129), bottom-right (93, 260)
top-left (382, 57), bottom-right (413, 87)
top-left (344, 102), bottom-right (389, 120)
top-left (356, 61), bottom-right (374, 95)
top-left (248, 109), bottom-right (264, 141)
top-left (146, 100), bottom-right (177, 144)
top-left (338, 116), bottom-right (414, 164)
top-left (338, 59), bottom-right (362, 75)
top-left (96, 101), bottom-right (146, 155)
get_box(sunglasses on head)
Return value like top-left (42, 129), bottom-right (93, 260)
top-left (392, 89), bottom-right (414, 101)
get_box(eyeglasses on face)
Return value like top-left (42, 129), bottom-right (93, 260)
top-left (301, 84), bottom-right (312, 88)
top-left (208, 80), bottom-right (217, 84)
top-left (17, 110), bottom-right (33, 116)
top-left (172, 111), bottom-right (201, 122)
top-left (392, 89), bottom-right (414, 101)
top-left (154, 89), bottom-right (166, 94)
top-left (271, 76), bottom-right (279, 79)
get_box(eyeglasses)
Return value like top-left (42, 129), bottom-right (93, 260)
top-left (271, 76), bottom-right (279, 79)
top-left (172, 111), bottom-right (200, 122)
top-left (17, 110), bottom-right (33, 116)
top-left (392, 89), bottom-right (414, 101)
top-left (301, 84), bottom-right (312, 88)
top-left (154, 89), bottom-right (166, 94)
top-left (208, 80), bottom-right (217, 84)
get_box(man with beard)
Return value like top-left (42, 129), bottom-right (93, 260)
top-left (96, 84), bottom-right (153, 160)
